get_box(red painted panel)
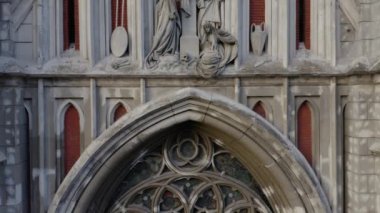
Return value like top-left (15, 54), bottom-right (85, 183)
top-left (112, 0), bottom-right (128, 31)
top-left (253, 102), bottom-right (266, 119)
top-left (297, 102), bottom-right (313, 165)
top-left (74, 0), bottom-right (80, 50)
top-left (63, 0), bottom-right (69, 50)
top-left (250, 0), bottom-right (265, 25)
top-left (64, 105), bottom-right (81, 175)
top-left (303, 0), bottom-right (311, 50)
top-left (296, 0), bottom-right (300, 49)
top-left (114, 105), bottom-right (127, 122)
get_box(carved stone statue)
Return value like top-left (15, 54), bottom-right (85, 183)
top-left (197, 23), bottom-right (238, 78)
top-left (197, 0), bottom-right (224, 42)
top-left (145, 0), bottom-right (181, 69)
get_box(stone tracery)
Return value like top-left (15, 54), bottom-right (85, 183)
top-left (107, 130), bottom-right (271, 212)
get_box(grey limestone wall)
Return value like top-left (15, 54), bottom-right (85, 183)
top-left (344, 80), bottom-right (380, 212)
top-left (0, 1), bottom-right (11, 57)
top-left (3, 75), bottom-right (342, 212)
top-left (4, 74), bottom-right (380, 212)
top-left (0, 78), bottom-right (28, 212)
top-left (0, 0), bottom-right (36, 61)
top-left (358, 0), bottom-right (380, 58)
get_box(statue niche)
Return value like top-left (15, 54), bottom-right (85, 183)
top-left (145, 0), bottom-right (182, 69)
top-left (145, 0), bottom-right (238, 78)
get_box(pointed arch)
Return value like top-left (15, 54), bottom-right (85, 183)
top-left (50, 88), bottom-right (330, 213)
top-left (63, 105), bottom-right (80, 175)
top-left (341, 103), bottom-right (348, 212)
top-left (24, 105), bottom-right (32, 211)
top-left (107, 101), bottom-right (130, 127)
top-left (297, 101), bottom-right (313, 165)
top-left (253, 101), bottom-right (267, 119)
top-left (113, 104), bottom-right (127, 123)
top-left (56, 101), bottom-right (84, 184)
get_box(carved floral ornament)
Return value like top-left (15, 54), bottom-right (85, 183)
top-left (107, 130), bottom-right (272, 212)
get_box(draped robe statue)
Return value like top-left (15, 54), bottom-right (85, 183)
top-left (197, 22), bottom-right (238, 78)
top-left (145, 0), bottom-right (182, 69)
top-left (195, 0), bottom-right (237, 78)
top-left (197, 0), bottom-right (223, 43)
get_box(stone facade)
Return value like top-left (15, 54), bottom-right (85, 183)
top-left (1, 0), bottom-right (380, 212)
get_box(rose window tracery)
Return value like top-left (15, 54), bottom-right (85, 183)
top-left (108, 130), bottom-right (272, 213)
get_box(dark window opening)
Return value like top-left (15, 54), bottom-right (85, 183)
top-left (64, 0), bottom-right (80, 50)
top-left (296, 0), bottom-right (310, 50)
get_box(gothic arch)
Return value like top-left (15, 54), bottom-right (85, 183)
top-left (297, 101), bottom-right (313, 165)
top-left (24, 104), bottom-right (32, 130)
top-left (295, 99), bottom-right (319, 167)
top-left (107, 101), bottom-right (130, 126)
top-left (23, 104), bottom-right (32, 211)
top-left (56, 100), bottom-right (85, 184)
top-left (49, 88), bottom-right (330, 213)
top-left (252, 100), bottom-right (273, 121)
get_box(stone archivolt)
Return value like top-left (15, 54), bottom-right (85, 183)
top-left (49, 88), bottom-right (330, 213)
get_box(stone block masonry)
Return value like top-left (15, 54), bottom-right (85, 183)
top-left (0, 80), bottom-right (29, 212)
top-left (344, 84), bottom-right (380, 213)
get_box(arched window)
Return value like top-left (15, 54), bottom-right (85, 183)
top-left (250, 0), bottom-right (265, 25)
top-left (113, 104), bottom-right (127, 123)
top-left (297, 102), bottom-right (313, 165)
top-left (342, 106), bottom-right (347, 211)
top-left (64, 105), bottom-right (81, 175)
top-left (253, 101), bottom-right (266, 119)
top-left (25, 107), bottom-right (31, 211)
top-left (296, 0), bottom-right (311, 49)
top-left (63, 0), bottom-right (80, 50)
top-left (112, 0), bottom-right (128, 31)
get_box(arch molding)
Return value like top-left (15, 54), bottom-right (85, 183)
top-left (49, 88), bottom-right (330, 213)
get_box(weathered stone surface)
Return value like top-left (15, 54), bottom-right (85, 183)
top-left (49, 88), bottom-right (330, 213)
top-left (4, 1), bottom-right (380, 212)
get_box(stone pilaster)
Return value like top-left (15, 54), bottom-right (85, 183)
top-left (0, 78), bottom-right (28, 212)
top-left (344, 84), bottom-right (379, 212)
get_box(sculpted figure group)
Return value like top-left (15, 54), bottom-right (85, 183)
top-left (145, 0), bottom-right (238, 78)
